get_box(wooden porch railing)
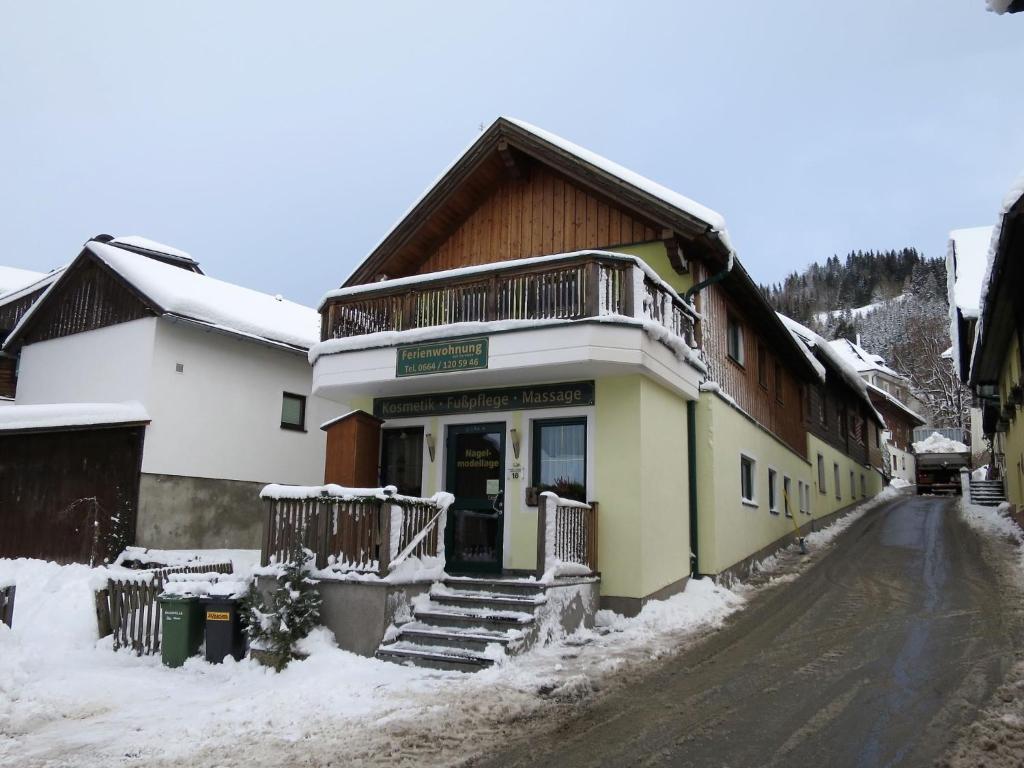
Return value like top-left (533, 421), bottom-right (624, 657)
top-left (260, 486), bottom-right (451, 576)
top-left (321, 252), bottom-right (697, 348)
top-left (1, 584), bottom-right (14, 628)
top-left (535, 492), bottom-right (599, 579)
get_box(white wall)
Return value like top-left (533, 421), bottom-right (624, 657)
top-left (142, 320), bottom-right (341, 484)
top-left (15, 318), bottom-right (158, 405)
top-left (887, 443), bottom-right (916, 484)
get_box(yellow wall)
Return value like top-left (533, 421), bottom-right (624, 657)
top-left (806, 434), bottom-right (885, 520)
top-left (612, 241), bottom-right (695, 296)
top-left (695, 392), bottom-right (813, 574)
top-left (595, 375), bottom-right (690, 598)
top-left (999, 332), bottom-right (1024, 507)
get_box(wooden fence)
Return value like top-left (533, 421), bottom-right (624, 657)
top-left (1, 585), bottom-right (14, 628)
top-left (261, 492), bottom-right (447, 576)
top-left (536, 493), bottom-right (599, 578)
top-left (98, 561), bottom-right (234, 655)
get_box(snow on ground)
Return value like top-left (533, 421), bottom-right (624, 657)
top-left (0, 493), bottom-right (897, 768)
top-left (913, 431), bottom-right (969, 454)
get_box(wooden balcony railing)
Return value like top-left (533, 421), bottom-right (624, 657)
top-left (535, 492), bottom-right (598, 579)
top-left (260, 486), bottom-right (451, 576)
top-left (321, 252), bottom-right (697, 348)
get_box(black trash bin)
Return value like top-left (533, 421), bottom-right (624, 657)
top-left (201, 595), bottom-right (246, 663)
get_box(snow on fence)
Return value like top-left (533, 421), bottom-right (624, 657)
top-left (1, 584), bottom-right (14, 628)
top-left (259, 485), bottom-right (453, 576)
top-left (536, 492), bottom-right (599, 580)
top-left (98, 561), bottom-right (234, 655)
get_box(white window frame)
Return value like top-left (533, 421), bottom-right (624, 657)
top-left (768, 468), bottom-right (779, 515)
top-left (799, 481), bottom-right (810, 515)
top-left (783, 475), bottom-right (793, 517)
top-left (817, 454), bottom-right (826, 494)
top-left (834, 462), bottom-right (842, 500)
top-left (740, 453), bottom-right (757, 506)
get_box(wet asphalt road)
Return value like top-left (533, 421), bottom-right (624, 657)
top-left (471, 495), bottom-right (1018, 768)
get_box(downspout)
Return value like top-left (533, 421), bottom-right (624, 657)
top-left (687, 400), bottom-right (700, 578)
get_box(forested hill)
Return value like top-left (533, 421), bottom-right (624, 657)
top-left (760, 248), bottom-right (965, 428)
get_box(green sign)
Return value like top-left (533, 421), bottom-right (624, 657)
top-left (374, 381), bottom-right (595, 419)
top-left (396, 337), bottom-right (488, 377)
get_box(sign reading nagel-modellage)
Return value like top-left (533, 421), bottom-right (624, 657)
top-left (374, 381), bottom-right (596, 419)
top-left (396, 337), bottom-right (488, 377)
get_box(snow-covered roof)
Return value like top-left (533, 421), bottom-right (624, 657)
top-left (7, 241), bottom-right (320, 352)
top-left (0, 266), bottom-right (65, 309)
top-left (0, 401), bottom-right (149, 433)
top-left (866, 382), bottom-right (926, 426)
top-left (947, 226), bottom-right (993, 319)
top-left (826, 338), bottom-right (902, 379)
top-left (0, 266), bottom-right (47, 296)
top-left (777, 314), bottom-right (885, 425)
top-left (110, 235), bottom-right (194, 263)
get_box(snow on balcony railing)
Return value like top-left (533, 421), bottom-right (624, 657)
top-left (317, 251), bottom-right (699, 359)
top-left (536, 491), bottom-right (598, 581)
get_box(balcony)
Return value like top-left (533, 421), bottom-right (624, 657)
top-left (313, 251), bottom-right (704, 400)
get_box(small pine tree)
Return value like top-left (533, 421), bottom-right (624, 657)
top-left (243, 538), bottom-right (322, 671)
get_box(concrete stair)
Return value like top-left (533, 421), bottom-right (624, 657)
top-left (970, 479), bottom-right (1007, 507)
top-left (375, 577), bottom-right (547, 672)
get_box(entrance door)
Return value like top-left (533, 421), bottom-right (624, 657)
top-left (445, 422), bottom-right (505, 574)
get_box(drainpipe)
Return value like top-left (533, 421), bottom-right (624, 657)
top-left (684, 256), bottom-right (733, 304)
top-left (687, 400), bottom-right (700, 578)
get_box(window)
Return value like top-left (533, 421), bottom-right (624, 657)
top-left (727, 314), bottom-right (745, 366)
top-left (783, 476), bottom-right (793, 517)
top-left (860, 474), bottom-right (866, 498)
top-left (740, 455), bottom-right (756, 504)
top-left (850, 470), bottom-right (855, 499)
top-left (768, 468), bottom-right (778, 514)
top-left (533, 418), bottom-right (587, 502)
top-left (757, 344), bottom-right (768, 388)
top-left (892, 454), bottom-right (897, 471)
top-left (280, 392), bottom-right (306, 431)
top-left (817, 454), bottom-right (826, 494)
top-left (819, 391), bottom-right (827, 426)
top-left (799, 481), bottom-right (810, 515)
top-left (381, 428), bottom-right (424, 496)
top-left (834, 463), bottom-right (841, 500)
top-left (901, 456), bottom-right (906, 471)
top-left (774, 361), bottom-right (784, 404)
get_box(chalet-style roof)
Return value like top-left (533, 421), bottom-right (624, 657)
top-left (778, 314), bottom-right (885, 426)
top-left (5, 239), bottom-right (320, 353)
top-left (970, 172), bottom-right (1024, 385)
top-left (0, 401), bottom-right (150, 434)
top-left (826, 338), bottom-right (903, 380)
top-left (344, 117), bottom-right (734, 287)
top-left (866, 382), bottom-right (926, 427)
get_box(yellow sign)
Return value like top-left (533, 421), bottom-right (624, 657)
top-left (207, 611), bottom-right (230, 621)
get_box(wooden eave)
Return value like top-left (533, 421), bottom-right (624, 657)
top-left (344, 118), bottom-right (727, 287)
top-left (970, 193), bottom-right (1024, 386)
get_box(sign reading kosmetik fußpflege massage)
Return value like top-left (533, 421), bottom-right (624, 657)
top-left (373, 381), bottom-right (595, 418)
top-left (396, 337), bottom-right (488, 377)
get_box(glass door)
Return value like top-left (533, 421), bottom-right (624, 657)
top-left (445, 422), bottom-right (505, 574)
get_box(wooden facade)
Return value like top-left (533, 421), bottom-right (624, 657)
top-left (0, 425), bottom-right (146, 564)
top-left (0, 356), bottom-right (15, 399)
top-left (806, 380), bottom-right (876, 467)
top-left (323, 410), bottom-right (385, 486)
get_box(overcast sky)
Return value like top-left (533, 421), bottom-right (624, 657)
top-left (1, 2), bottom-right (1021, 306)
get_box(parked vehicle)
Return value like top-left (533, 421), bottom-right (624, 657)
top-left (913, 430), bottom-right (970, 495)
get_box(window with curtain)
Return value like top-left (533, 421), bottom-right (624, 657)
top-left (532, 419), bottom-right (587, 502)
top-left (380, 427), bottom-right (424, 497)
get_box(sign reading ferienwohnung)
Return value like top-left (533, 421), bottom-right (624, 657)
top-left (396, 337), bottom-right (488, 377)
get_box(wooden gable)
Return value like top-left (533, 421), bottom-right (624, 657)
top-left (17, 255), bottom-right (157, 347)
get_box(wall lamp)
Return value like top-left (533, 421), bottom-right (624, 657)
top-left (510, 428), bottom-right (521, 460)
top-left (425, 433), bottom-right (436, 463)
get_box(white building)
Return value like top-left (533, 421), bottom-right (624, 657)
top-left (1, 235), bottom-right (342, 551)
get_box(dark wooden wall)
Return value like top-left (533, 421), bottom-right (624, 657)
top-left (873, 398), bottom-right (914, 452)
top-left (0, 287), bottom-right (47, 337)
top-left (0, 426), bottom-right (145, 563)
top-left (417, 165), bottom-right (660, 275)
top-left (696, 264), bottom-right (808, 458)
top-left (807, 382), bottom-right (871, 465)
top-left (0, 357), bottom-right (15, 399)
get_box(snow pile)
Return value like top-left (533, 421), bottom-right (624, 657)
top-left (0, 401), bottom-right (149, 432)
top-left (259, 483), bottom-right (454, 512)
top-left (162, 572), bottom-right (249, 598)
top-left (595, 577), bottom-right (743, 638)
top-left (891, 477), bottom-right (912, 489)
top-left (913, 431), bottom-right (969, 454)
top-left (114, 547), bottom-right (260, 572)
top-left (973, 465), bottom-right (990, 481)
top-left (0, 265), bottom-right (46, 296)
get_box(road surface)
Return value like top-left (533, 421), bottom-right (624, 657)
top-left (470, 494), bottom-right (1019, 768)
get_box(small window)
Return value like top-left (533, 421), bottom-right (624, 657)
top-left (758, 344), bottom-right (769, 389)
top-left (280, 392), bottom-right (306, 431)
top-left (817, 454), bottom-right (826, 494)
top-left (892, 454), bottom-right (897, 471)
top-left (783, 476), bottom-right (793, 517)
top-left (727, 314), bottom-right (745, 366)
top-left (834, 463), bottom-right (841, 500)
top-left (799, 481), bottom-right (810, 515)
top-left (533, 418), bottom-right (587, 502)
top-left (901, 456), bottom-right (906, 471)
top-left (774, 361), bottom-right (784, 404)
top-left (860, 474), bottom-right (866, 498)
top-left (768, 469), bottom-right (778, 514)
top-left (850, 470), bottom-right (855, 499)
top-left (741, 455), bottom-right (756, 504)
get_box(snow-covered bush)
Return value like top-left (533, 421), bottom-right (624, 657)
top-left (242, 539), bottom-right (322, 671)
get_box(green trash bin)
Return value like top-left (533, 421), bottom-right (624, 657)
top-left (159, 594), bottom-right (204, 668)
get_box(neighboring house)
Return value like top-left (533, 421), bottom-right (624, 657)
top-left (0, 266), bottom-right (63, 401)
top-left (826, 337), bottom-right (926, 482)
top-left (947, 226), bottom-right (995, 463)
top-left (968, 177), bottom-right (1024, 509)
top-left (0, 235), bottom-right (342, 561)
top-left (303, 117), bottom-right (887, 614)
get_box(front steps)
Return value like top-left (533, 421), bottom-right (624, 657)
top-left (376, 577), bottom-right (547, 672)
top-left (970, 479), bottom-right (1007, 506)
